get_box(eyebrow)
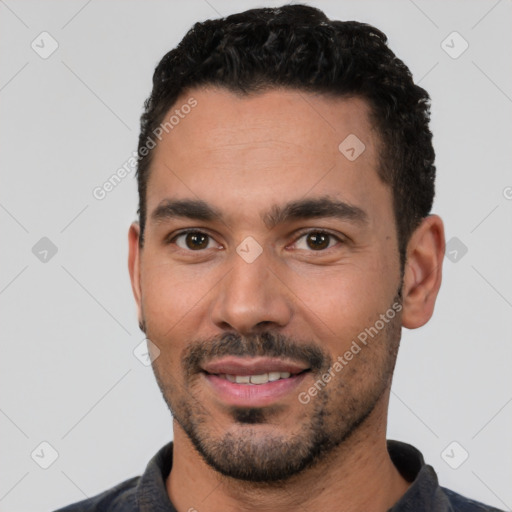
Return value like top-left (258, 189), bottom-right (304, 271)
top-left (150, 196), bottom-right (368, 229)
top-left (263, 196), bottom-right (368, 229)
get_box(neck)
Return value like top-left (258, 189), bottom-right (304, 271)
top-left (166, 393), bottom-right (410, 512)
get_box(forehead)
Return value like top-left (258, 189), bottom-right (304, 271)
top-left (156, 86), bottom-right (378, 157)
top-left (145, 86), bottom-right (389, 226)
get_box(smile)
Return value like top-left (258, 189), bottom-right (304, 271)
top-left (219, 372), bottom-right (294, 384)
top-left (201, 357), bottom-right (311, 407)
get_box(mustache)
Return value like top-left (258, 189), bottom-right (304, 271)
top-left (182, 331), bottom-right (330, 376)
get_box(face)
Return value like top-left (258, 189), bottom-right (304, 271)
top-left (129, 87), bottom-right (404, 482)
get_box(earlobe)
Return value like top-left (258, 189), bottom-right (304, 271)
top-left (401, 215), bottom-right (445, 329)
top-left (128, 222), bottom-right (143, 325)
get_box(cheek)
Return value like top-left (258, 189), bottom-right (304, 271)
top-left (285, 255), bottom-right (395, 330)
top-left (140, 262), bottom-right (204, 337)
top-left (140, 256), bottom-right (231, 359)
top-left (284, 263), bottom-right (399, 371)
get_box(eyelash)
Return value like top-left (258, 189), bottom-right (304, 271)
top-left (166, 229), bottom-right (345, 252)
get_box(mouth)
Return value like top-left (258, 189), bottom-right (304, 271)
top-left (214, 371), bottom-right (302, 384)
top-left (201, 357), bottom-right (311, 407)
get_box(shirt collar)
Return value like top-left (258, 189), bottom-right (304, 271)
top-left (136, 441), bottom-right (175, 512)
top-left (387, 440), bottom-right (452, 511)
top-left (134, 440), bottom-right (448, 511)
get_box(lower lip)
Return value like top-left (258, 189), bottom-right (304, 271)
top-left (204, 372), bottom-right (309, 407)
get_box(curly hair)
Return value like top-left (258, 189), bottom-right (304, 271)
top-left (136, 4), bottom-right (435, 268)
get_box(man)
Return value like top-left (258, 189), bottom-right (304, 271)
top-left (55, 4), bottom-right (503, 511)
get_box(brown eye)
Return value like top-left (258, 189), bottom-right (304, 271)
top-left (306, 232), bottom-right (330, 250)
top-left (186, 232), bottom-right (209, 250)
top-left (173, 231), bottom-right (214, 250)
top-left (293, 231), bottom-right (341, 251)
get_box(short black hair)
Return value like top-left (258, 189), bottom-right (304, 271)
top-left (136, 4), bottom-right (435, 268)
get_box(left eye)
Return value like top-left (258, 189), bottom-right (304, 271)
top-left (293, 231), bottom-right (341, 251)
top-left (173, 231), bottom-right (219, 251)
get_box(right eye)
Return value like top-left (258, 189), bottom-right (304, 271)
top-left (169, 230), bottom-right (221, 251)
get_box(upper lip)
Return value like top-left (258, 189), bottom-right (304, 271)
top-left (202, 357), bottom-right (309, 376)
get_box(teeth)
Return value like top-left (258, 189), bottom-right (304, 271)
top-left (250, 373), bottom-right (269, 384)
top-left (225, 372), bottom-right (293, 385)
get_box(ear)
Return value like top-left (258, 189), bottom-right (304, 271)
top-left (128, 222), bottom-right (143, 327)
top-left (401, 214), bottom-right (445, 329)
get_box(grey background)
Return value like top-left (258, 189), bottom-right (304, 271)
top-left (1, 0), bottom-right (511, 510)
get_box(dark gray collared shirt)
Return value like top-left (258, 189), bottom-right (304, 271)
top-left (54, 440), bottom-right (504, 511)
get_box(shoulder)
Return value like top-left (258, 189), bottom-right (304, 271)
top-left (53, 475), bottom-right (140, 512)
top-left (52, 441), bottom-right (174, 512)
top-left (441, 486), bottom-right (505, 512)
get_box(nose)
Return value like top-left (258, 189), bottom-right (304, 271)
top-left (210, 247), bottom-right (293, 334)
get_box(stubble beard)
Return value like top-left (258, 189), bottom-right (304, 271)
top-left (148, 295), bottom-right (402, 483)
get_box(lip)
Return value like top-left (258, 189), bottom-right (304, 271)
top-left (201, 357), bottom-right (310, 408)
top-left (204, 372), bottom-right (309, 407)
top-left (201, 356), bottom-right (309, 376)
